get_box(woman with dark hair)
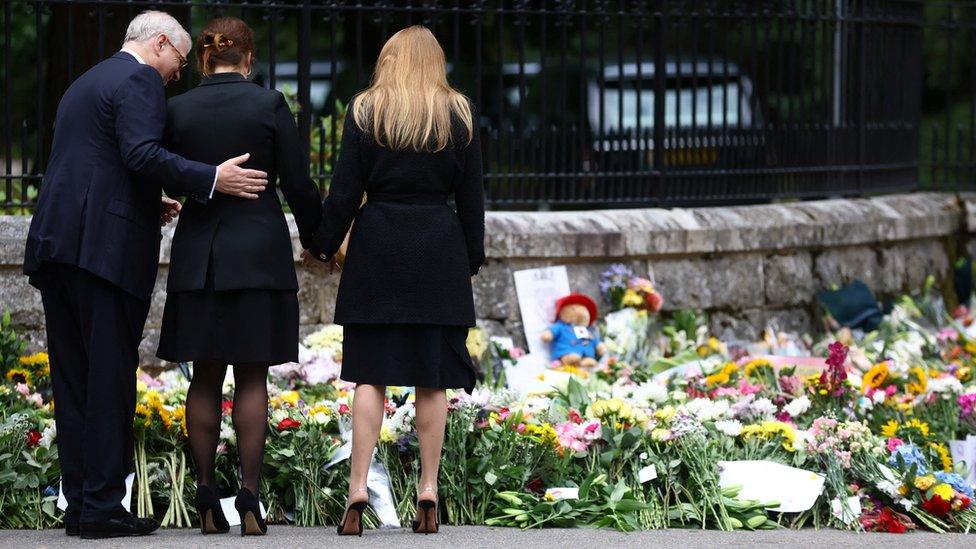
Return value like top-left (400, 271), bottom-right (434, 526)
top-left (157, 16), bottom-right (322, 536)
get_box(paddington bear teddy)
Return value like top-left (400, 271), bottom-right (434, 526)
top-left (540, 293), bottom-right (607, 368)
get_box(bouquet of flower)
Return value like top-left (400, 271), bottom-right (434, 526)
top-left (600, 264), bottom-right (663, 313)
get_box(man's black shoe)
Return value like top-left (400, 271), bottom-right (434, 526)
top-left (79, 511), bottom-right (159, 539)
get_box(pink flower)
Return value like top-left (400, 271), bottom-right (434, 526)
top-left (498, 407), bottom-right (511, 421)
top-left (510, 347), bottom-right (526, 359)
top-left (887, 438), bottom-right (904, 453)
top-left (737, 379), bottom-right (762, 395)
top-left (937, 328), bottom-right (959, 342)
top-left (15, 383), bottom-right (30, 396)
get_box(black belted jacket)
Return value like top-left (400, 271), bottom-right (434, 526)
top-left (309, 106), bottom-right (486, 327)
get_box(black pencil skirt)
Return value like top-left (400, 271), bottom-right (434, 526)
top-left (340, 324), bottom-right (478, 393)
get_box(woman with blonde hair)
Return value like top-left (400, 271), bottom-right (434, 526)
top-left (308, 25), bottom-right (485, 536)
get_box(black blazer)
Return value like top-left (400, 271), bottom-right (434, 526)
top-left (24, 52), bottom-right (216, 300)
top-left (163, 72), bottom-right (322, 292)
top-left (310, 105), bottom-right (486, 327)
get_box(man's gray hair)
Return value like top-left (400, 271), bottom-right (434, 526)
top-left (123, 10), bottom-right (190, 49)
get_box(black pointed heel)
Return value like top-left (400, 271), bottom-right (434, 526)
top-left (194, 485), bottom-right (230, 534)
top-left (337, 500), bottom-right (368, 536)
top-left (234, 488), bottom-right (267, 536)
top-left (411, 499), bottom-right (439, 534)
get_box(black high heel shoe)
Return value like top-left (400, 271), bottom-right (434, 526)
top-left (411, 486), bottom-right (439, 535)
top-left (337, 487), bottom-right (369, 536)
top-left (234, 487), bottom-right (267, 536)
top-left (194, 484), bottom-right (230, 534)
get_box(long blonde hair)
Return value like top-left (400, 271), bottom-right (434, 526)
top-left (351, 25), bottom-right (473, 152)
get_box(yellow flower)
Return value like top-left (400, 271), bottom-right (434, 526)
top-left (744, 359), bottom-right (773, 379)
top-left (544, 492), bottom-right (556, 502)
top-left (880, 420), bottom-right (899, 438)
top-left (465, 328), bottom-right (489, 358)
top-left (5, 368), bottom-right (31, 385)
top-left (928, 442), bottom-right (953, 472)
top-left (553, 364), bottom-right (590, 378)
top-left (135, 403), bottom-right (153, 420)
top-left (708, 337), bottom-right (721, 351)
top-left (932, 483), bottom-right (954, 500)
top-left (862, 362), bottom-right (889, 393)
top-left (965, 342), bottom-right (976, 356)
top-left (158, 406), bottom-right (174, 429)
top-left (741, 421), bottom-right (797, 452)
top-left (914, 475), bottom-right (936, 490)
top-left (143, 390), bottom-right (163, 411)
top-left (379, 425), bottom-right (395, 443)
top-left (906, 367), bottom-right (928, 394)
top-left (279, 391), bottom-right (300, 407)
top-left (172, 406), bottom-right (187, 437)
top-left (705, 362), bottom-right (739, 387)
top-left (904, 418), bottom-right (930, 438)
top-left (621, 289), bottom-right (643, 307)
top-left (654, 405), bottom-right (676, 421)
top-left (898, 484), bottom-right (910, 496)
top-left (955, 366), bottom-right (972, 383)
top-left (18, 352), bottom-right (49, 367)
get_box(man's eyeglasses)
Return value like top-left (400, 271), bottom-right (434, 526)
top-left (163, 36), bottom-right (188, 71)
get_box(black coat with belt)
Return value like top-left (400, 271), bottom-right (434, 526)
top-left (309, 106), bottom-right (486, 327)
top-left (163, 72), bottom-right (322, 292)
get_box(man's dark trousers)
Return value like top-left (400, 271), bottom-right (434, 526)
top-left (35, 263), bottom-right (151, 522)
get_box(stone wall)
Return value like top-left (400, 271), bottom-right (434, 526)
top-left (0, 191), bottom-right (970, 366)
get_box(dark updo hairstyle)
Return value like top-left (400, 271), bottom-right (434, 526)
top-left (195, 16), bottom-right (255, 77)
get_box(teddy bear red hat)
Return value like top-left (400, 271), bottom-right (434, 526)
top-left (554, 293), bottom-right (599, 326)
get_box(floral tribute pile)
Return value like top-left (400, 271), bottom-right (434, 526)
top-left (1, 271), bottom-right (976, 534)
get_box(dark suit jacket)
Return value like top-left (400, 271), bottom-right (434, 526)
top-left (24, 52), bottom-right (215, 301)
top-left (163, 72), bottom-right (322, 292)
top-left (309, 106), bottom-right (486, 327)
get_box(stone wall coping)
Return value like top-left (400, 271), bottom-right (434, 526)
top-left (0, 191), bottom-right (971, 267)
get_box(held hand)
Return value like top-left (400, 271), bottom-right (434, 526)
top-left (160, 196), bottom-right (182, 226)
top-left (216, 153), bottom-right (268, 200)
top-left (302, 250), bottom-right (341, 274)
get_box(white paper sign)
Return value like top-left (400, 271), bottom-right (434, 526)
top-left (220, 496), bottom-right (267, 526)
top-left (513, 266), bottom-right (571, 358)
top-left (544, 487), bottom-right (579, 501)
top-left (949, 434), bottom-right (976, 486)
top-left (831, 496), bottom-right (861, 525)
top-left (58, 472), bottom-right (134, 513)
top-left (718, 460), bottom-right (825, 513)
top-left (638, 464), bottom-right (658, 483)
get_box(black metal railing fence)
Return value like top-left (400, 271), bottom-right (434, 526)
top-left (0, 1), bottom-right (970, 210)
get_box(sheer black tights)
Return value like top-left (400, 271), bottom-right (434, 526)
top-left (185, 361), bottom-right (270, 493)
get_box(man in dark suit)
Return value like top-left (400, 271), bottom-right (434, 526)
top-left (23, 10), bottom-right (269, 539)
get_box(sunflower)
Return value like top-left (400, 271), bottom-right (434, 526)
top-left (880, 420), bottom-right (900, 438)
top-left (928, 442), bottom-right (953, 472)
top-left (5, 368), bottom-right (31, 385)
top-left (744, 359), bottom-right (774, 379)
top-left (18, 352), bottom-right (49, 368)
top-left (906, 367), bottom-right (928, 394)
top-left (705, 362), bottom-right (739, 387)
top-left (862, 362), bottom-right (889, 393)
